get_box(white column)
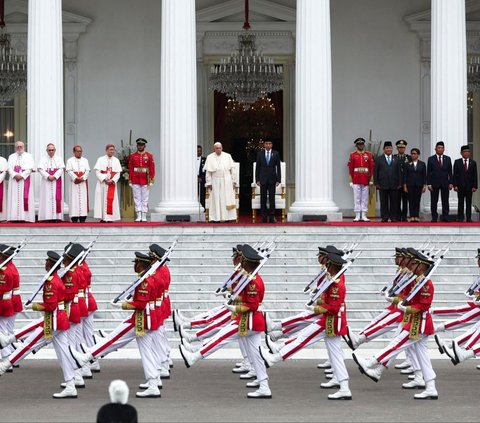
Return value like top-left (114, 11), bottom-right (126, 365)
top-left (153, 0), bottom-right (201, 221)
top-left (431, 0), bottom-right (466, 163)
top-left (288, 0), bottom-right (341, 221)
top-left (27, 0), bottom-right (64, 212)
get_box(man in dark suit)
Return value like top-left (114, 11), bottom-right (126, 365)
top-left (256, 140), bottom-right (281, 223)
top-left (394, 139), bottom-right (411, 221)
top-left (374, 141), bottom-right (402, 222)
top-left (453, 145), bottom-right (478, 222)
top-left (403, 148), bottom-right (426, 222)
top-left (197, 145), bottom-right (206, 209)
top-left (427, 141), bottom-right (453, 222)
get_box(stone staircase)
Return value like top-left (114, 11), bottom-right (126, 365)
top-left (4, 224), bottom-right (480, 354)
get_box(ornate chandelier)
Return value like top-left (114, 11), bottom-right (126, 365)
top-left (209, 0), bottom-right (283, 106)
top-left (467, 56), bottom-right (480, 92)
top-left (0, 0), bottom-right (27, 106)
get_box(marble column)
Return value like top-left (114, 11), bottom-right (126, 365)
top-left (288, 0), bottom-right (341, 221)
top-left (153, 0), bottom-right (201, 221)
top-left (27, 0), bottom-right (64, 209)
top-left (431, 0), bottom-right (466, 165)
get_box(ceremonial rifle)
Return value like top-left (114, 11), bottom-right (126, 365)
top-left (113, 238), bottom-right (177, 303)
top-left (25, 243), bottom-right (74, 306)
top-left (0, 238), bottom-right (28, 268)
top-left (466, 276), bottom-right (480, 296)
top-left (227, 244), bottom-right (276, 305)
top-left (77, 235), bottom-right (99, 266)
top-left (307, 251), bottom-right (361, 306)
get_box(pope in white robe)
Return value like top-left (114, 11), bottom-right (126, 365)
top-left (7, 141), bottom-right (35, 222)
top-left (0, 156), bottom-right (7, 221)
top-left (204, 142), bottom-right (237, 222)
top-left (66, 146), bottom-right (90, 222)
top-left (37, 144), bottom-right (65, 221)
top-left (94, 145), bottom-right (122, 222)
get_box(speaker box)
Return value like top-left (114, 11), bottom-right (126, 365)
top-left (166, 215), bottom-right (191, 222)
top-left (302, 215), bottom-right (327, 222)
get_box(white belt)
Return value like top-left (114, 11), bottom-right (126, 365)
top-left (0, 291), bottom-right (12, 300)
top-left (13, 289), bottom-right (21, 294)
top-left (155, 300), bottom-right (162, 307)
top-left (149, 302), bottom-right (155, 310)
top-left (78, 292), bottom-right (85, 298)
top-left (164, 291), bottom-right (169, 298)
top-left (73, 296), bottom-right (79, 304)
top-left (57, 303), bottom-right (65, 311)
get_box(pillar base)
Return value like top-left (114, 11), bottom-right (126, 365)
top-left (288, 200), bottom-right (342, 222)
top-left (152, 201), bottom-right (204, 222)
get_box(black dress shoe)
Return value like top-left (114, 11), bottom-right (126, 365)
top-left (430, 219), bottom-right (437, 223)
top-left (466, 219), bottom-right (473, 222)
top-left (381, 219), bottom-right (388, 222)
top-left (269, 216), bottom-right (276, 223)
top-left (262, 217), bottom-right (268, 223)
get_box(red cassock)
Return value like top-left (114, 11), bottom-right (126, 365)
top-left (78, 261), bottom-right (98, 313)
top-left (128, 151), bottom-right (155, 185)
top-left (125, 278), bottom-right (151, 330)
top-left (235, 274), bottom-right (266, 332)
top-left (39, 273), bottom-right (70, 331)
top-left (316, 274), bottom-right (347, 336)
top-left (62, 267), bottom-right (81, 324)
top-left (8, 262), bottom-right (22, 313)
top-left (402, 279), bottom-right (434, 336)
top-left (0, 264), bottom-right (14, 317)
top-left (348, 150), bottom-right (375, 185)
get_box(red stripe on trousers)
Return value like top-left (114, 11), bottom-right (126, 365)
top-left (92, 322), bottom-right (135, 357)
top-left (376, 331), bottom-right (410, 364)
top-left (196, 314), bottom-right (231, 337)
top-left (10, 330), bottom-right (44, 365)
top-left (282, 325), bottom-right (324, 360)
top-left (200, 326), bottom-right (238, 356)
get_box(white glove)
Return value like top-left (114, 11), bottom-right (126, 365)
top-left (397, 302), bottom-right (407, 313)
top-left (214, 290), bottom-right (225, 297)
top-left (474, 297), bottom-right (480, 306)
top-left (110, 300), bottom-right (123, 309)
top-left (384, 291), bottom-right (394, 303)
top-left (24, 302), bottom-right (33, 310)
top-left (224, 303), bottom-right (236, 312)
top-left (305, 304), bottom-right (315, 311)
top-left (349, 182), bottom-right (354, 188)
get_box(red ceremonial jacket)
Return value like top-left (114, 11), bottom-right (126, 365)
top-left (37, 272), bottom-right (70, 331)
top-left (235, 274), bottom-right (266, 332)
top-left (315, 274), bottom-right (347, 336)
top-left (0, 265), bottom-right (14, 317)
top-left (128, 151), bottom-right (155, 185)
top-left (8, 262), bottom-right (22, 313)
top-left (125, 277), bottom-right (151, 330)
top-left (348, 150), bottom-right (375, 185)
top-left (158, 265), bottom-right (171, 318)
top-left (62, 266), bottom-right (81, 324)
top-left (78, 261), bottom-right (98, 313)
top-left (152, 269), bottom-right (167, 326)
top-left (402, 279), bottom-right (434, 336)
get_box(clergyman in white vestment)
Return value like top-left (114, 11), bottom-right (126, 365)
top-left (37, 143), bottom-right (65, 222)
top-left (66, 145), bottom-right (90, 223)
top-left (0, 155), bottom-right (7, 221)
top-left (94, 144), bottom-right (122, 222)
top-left (7, 141), bottom-right (35, 222)
top-left (204, 142), bottom-right (237, 222)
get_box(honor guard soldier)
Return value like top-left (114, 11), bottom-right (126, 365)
top-left (128, 138), bottom-right (155, 222)
top-left (348, 138), bottom-right (375, 221)
top-left (394, 140), bottom-right (411, 221)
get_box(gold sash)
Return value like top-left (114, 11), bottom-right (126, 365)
top-left (44, 311), bottom-right (53, 340)
top-left (238, 313), bottom-right (249, 337)
top-left (325, 315), bottom-right (335, 337)
top-left (135, 310), bottom-right (146, 336)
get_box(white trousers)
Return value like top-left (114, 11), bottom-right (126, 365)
top-left (195, 312), bottom-right (232, 341)
top-left (0, 316), bottom-right (15, 358)
top-left (82, 314), bottom-right (96, 348)
top-left (132, 184), bottom-right (149, 213)
top-left (153, 327), bottom-right (169, 368)
top-left (190, 306), bottom-right (229, 328)
top-left (375, 331), bottom-right (436, 382)
top-left (280, 311), bottom-right (319, 336)
top-left (239, 331), bottom-right (268, 382)
top-left (200, 321), bottom-right (239, 358)
top-left (353, 184), bottom-right (369, 212)
top-left (9, 327), bottom-right (75, 382)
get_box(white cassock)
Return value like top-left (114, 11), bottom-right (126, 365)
top-left (0, 156), bottom-right (7, 221)
top-left (66, 156), bottom-right (90, 218)
top-left (93, 155), bottom-right (122, 221)
top-left (7, 152), bottom-right (35, 222)
top-left (37, 155), bottom-right (65, 221)
top-left (204, 151), bottom-right (237, 222)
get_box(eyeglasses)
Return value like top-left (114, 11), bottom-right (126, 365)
top-left (47, 149), bottom-right (55, 152)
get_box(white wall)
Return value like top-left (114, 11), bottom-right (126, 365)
top-left (62, 0), bottom-right (431, 212)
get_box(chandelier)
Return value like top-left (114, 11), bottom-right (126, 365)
top-left (209, 0), bottom-right (283, 106)
top-left (468, 56), bottom-right (480, 92)
top-left (0, 0), bottom-right (27, 106)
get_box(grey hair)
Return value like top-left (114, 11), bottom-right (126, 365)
top-left (214, 142), bottom-right (222, 148)
top-left (108, 379), bottom-right (129, 404)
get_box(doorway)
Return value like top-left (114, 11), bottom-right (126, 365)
top-left (214, 92), bottom-right (283, 214)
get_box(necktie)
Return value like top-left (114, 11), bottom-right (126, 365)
top-left (414, 162), bottom-right (417, 170)
top-left (387, 156), bottom-right (391, 165)
top-left (464, 159), bottom-right (468, 171)
top-left (266, 151), bottom-right (270, 165)
top-left (438, 156), bottom-right (442, 168)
